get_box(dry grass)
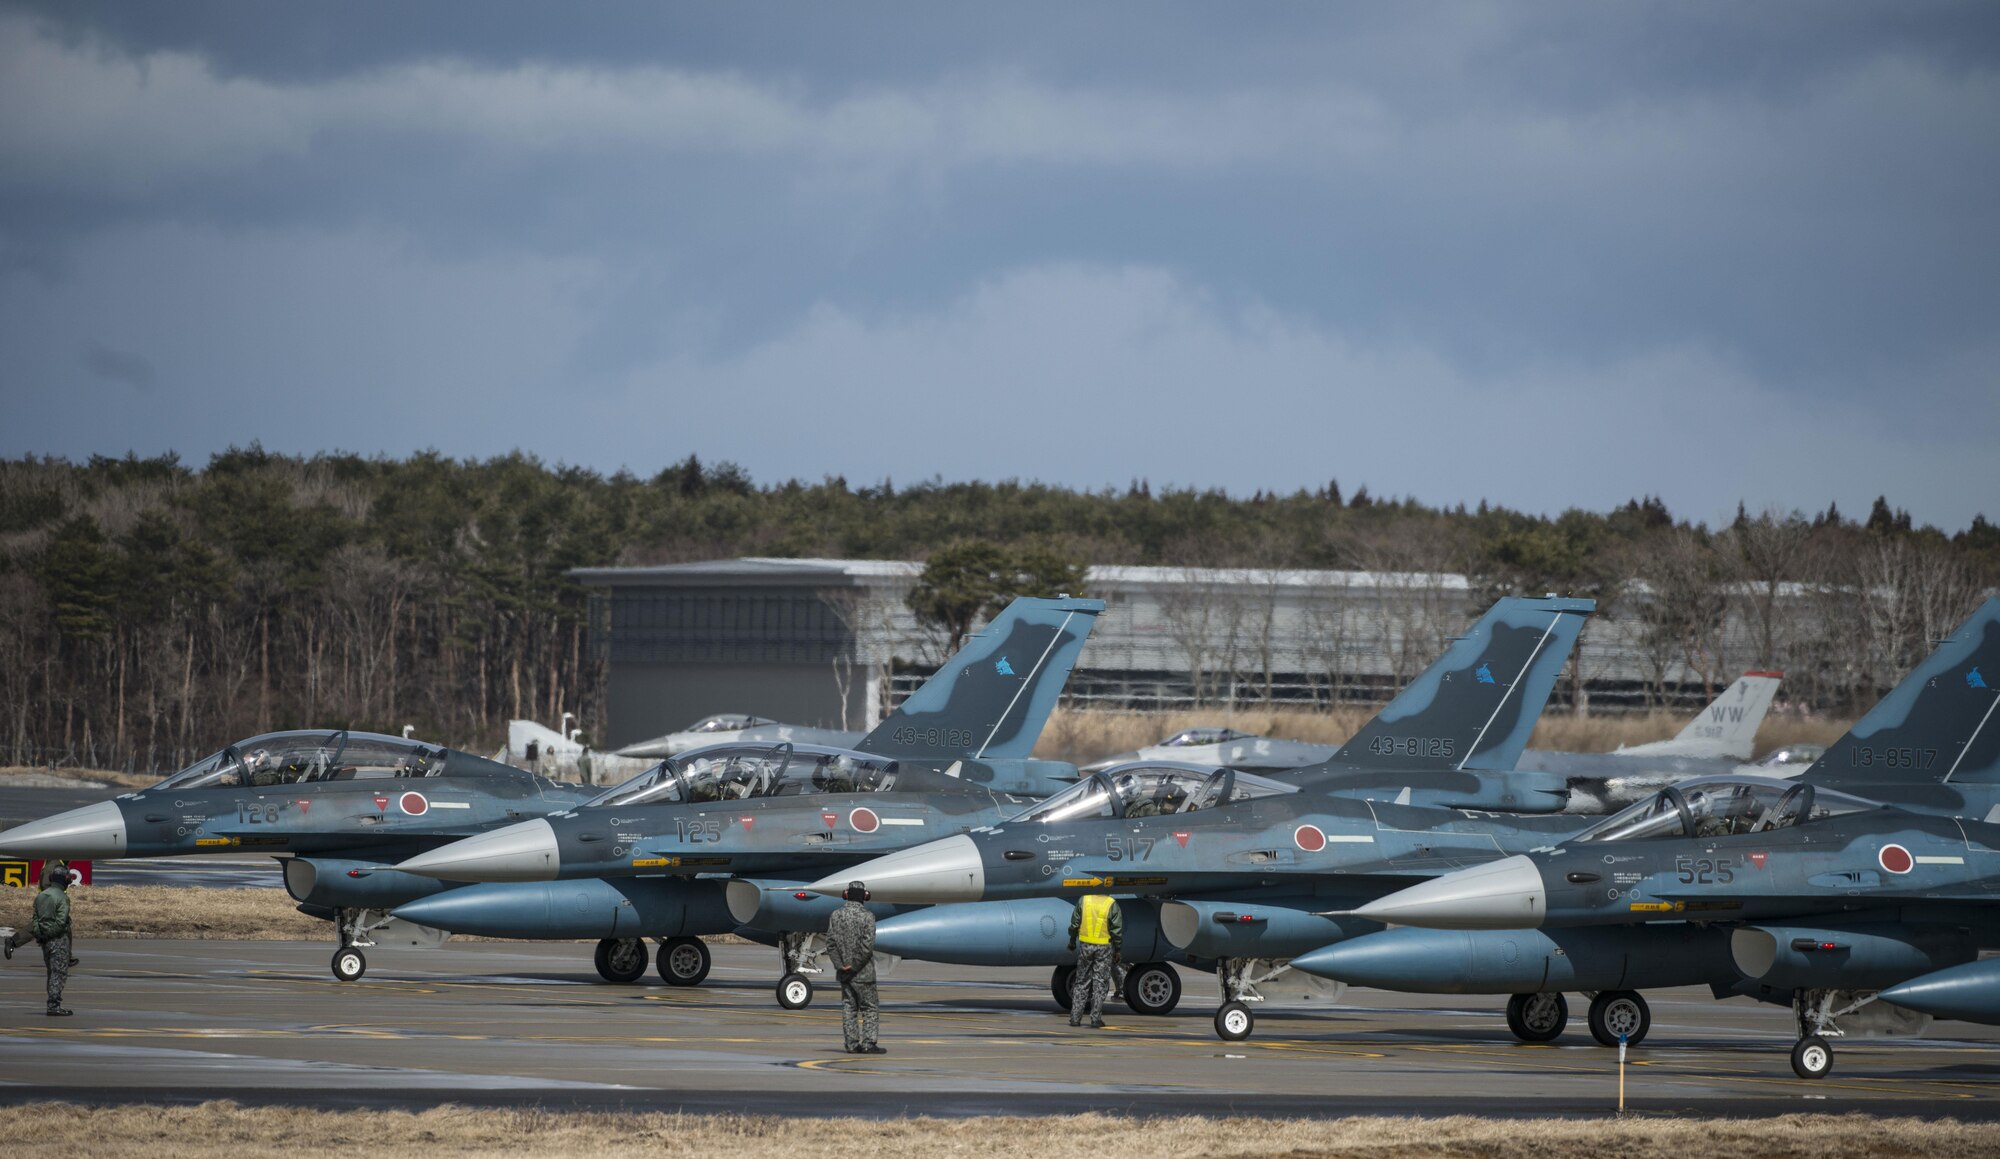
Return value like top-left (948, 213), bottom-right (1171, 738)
top-left (0, 765), bottom-right (155, 789)
top-left (0, 1105), bottom-right (1990, 1159)
top-left (1033, 707), bottom-right (1852, 764)
top-left (0, 885), bottom-right (326, 941)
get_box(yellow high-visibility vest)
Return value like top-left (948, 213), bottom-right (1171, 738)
top-left (1078, 895), bottom-right (1115, 945)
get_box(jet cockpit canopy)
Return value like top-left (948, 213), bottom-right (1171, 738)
top-left (1158, 727), bottom-right (1255, 747)
top-left (1570, 774), bottom-right (1879, 843)
top-left (1009, 763), bottom-right (1298, 824)
top-left (683, 714), bottom-right (777, 734)
top-left (584, 742), bottom-right (898, 808)
top-left (153, 730), bottom-right (460, 790)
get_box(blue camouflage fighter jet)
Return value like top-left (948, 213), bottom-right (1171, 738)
top-left (390, 595), bottom-right (1103, 1003)
top-left (1318, 595), bottom-right (2000, 1076)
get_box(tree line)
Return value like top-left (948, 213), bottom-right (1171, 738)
top-left (1, 450), bottom-right (1993, 772)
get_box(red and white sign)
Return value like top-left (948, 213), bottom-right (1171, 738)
top-left (821, 812), bottom-right (839, 829)
top-left (739, 816), bottom-right (755, 832)
top-left (1172, 831), bottom-right (1190, 848)
top-left (372, 795), bottom-right (390, 812)
top-left (1879, 844), bottom-right (1914, 874)
top-left (1747, 852), bottom-right (1767, 869)
top-left (1294, 824), bottom-right (1327, 853)
top-left (849, 807), bottom-right (881, 834)
top-left (295, 799), bottom-right (312, 815)
top-left (27, 860), bottom-right (90, 887)
top-left (399, 791), bottom-right (429, 816)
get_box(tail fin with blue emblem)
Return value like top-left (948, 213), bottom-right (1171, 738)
top-left (1331, 595), bottom-right (1596, 773)
top-left (856, 595), bottom-right (1104, 762)
top-left (1803, 596), bottom-right (2000, 818)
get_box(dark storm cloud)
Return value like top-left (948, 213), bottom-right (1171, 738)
top-left (80, 340), bottom-right (154, 390)
top-left (1, 1), bottom-right (1995, 528)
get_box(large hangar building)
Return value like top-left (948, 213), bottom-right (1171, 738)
top-left (573, 557), bottom-right (1745, 749)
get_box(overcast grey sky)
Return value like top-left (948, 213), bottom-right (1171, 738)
top-left (3, 2), bottom-right (1995, 529)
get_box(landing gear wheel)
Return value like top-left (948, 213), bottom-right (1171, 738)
top-left (1791, 1035), bottom-right (1834, 1079)
top-left (593, 937), bottom-right (648, 983)
top-left (1505, 992), bottom-right (1568, 1042)
top-left (777, 971), bottom-right (814, 1009)
top-left (1587, 990), bottom-right (1650, 1048)
top-left (331, 946), bottom-right (366, 982)
top-left (1052, 965), bottom-right (1076, 1011)
top-left (1215, 1000), bottom-right (1254, 1041)
top-left (1122, 962), bottom-right (1183, 1016)
top-left (658, 937), bottom-right (711, 986)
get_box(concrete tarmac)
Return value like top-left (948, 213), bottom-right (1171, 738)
top-left (1, 939), bottom-right (1996, 1117)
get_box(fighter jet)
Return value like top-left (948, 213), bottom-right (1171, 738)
top-left (611, 714), bottom-right (864, 759)
top-left (385, 594), bottom-right (1104, 1002)
top-left (1082, 673), bottom-right (1787, 811)
top-left (819, 595), bottom-right (1597, 1036)
top-left (0, 729), bottom-right (596, 980)
top-left (1312, 595), bottom-right (2000, 1076)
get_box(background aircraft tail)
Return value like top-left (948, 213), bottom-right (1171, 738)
top-left (1804, 596), bottom-right (2000, 809)
top-left (1616, 672), bottom-right (1782, 761)
top-left (1332, 595), bottom-right (1595, 772)
top-left (857, 595), bottom-right (1104, 761)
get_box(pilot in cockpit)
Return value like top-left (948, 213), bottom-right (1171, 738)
top-left (245, 749), bottom-right (282, 787)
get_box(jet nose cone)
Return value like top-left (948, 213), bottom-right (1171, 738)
top-left (0, 800), bottom-right (127, 859)
top-left (1351, 854), bottom-right (1548, 930)
top-left (805, 834), bottom-right (987, 903)
top-left (395, 819), bottom-right (560, 882)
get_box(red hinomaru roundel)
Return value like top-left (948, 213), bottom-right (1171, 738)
top-left (399, 791), bottom-right (429, 816)
top-left (1294, 824), bottom-right (1327, 853)
top-left (849, 807), bottom-right (881, 834)
top-left (1878, 844), bottom-right (1914, 874)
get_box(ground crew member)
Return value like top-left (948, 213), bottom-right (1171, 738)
top-left (1067, 892), bottom-right (1122, 1028)
top-left (4, 863), bottom-right (75, 1016)
top-left (828, 881), bottom-right (884, 1054)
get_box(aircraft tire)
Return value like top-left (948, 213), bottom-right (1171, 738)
top-left (1051, 965), bottom-right (1075, 1011)
top-left (658, 937), bottom-right (711, 986)
top-left (1791, 1035), bottom-right (1833, 1080)
top-left (1122, 962), bottom-right (1182, 1016)
top-left (777, 971), bottom-right (814, 1010)
top-left (1504, 992), bottom-right (1568, 1042)
top-left (593, 937), bottom-right (649, 983)
top-left (1587, 990), bottom-right (1650, 1048)
top-left (331, 946), bottom-right (367, 982)
top-left (1215, 1001), bottom-right (1254, 1041)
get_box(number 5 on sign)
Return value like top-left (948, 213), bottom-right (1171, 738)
top-left (1, 861), bottom-right (27, 888)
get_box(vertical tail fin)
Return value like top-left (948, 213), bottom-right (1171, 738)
top-left (1804, 596), bottom-right (2000, 799)
top-left (1333, 596), bottom-right (1595, 772)
top-left (1617, 672), bottom-right (1782, 760)
top-left (856, 596), bottom-right (1104, 761)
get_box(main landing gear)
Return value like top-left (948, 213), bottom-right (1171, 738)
top-left (658, 936), bottom-right (711, 986)
top-left (1586, 990), bottom-right (1651, 1048)
top-left (1505, 992), bottom-right (1568, 1042)
top-left (594, 938), bottom-right (648, 983)
top-left (1048, 962), bottom-right (1183, 1017)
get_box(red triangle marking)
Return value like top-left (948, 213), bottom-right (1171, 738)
top-left (1172, 832), bottom-right (1190, 848)
top-left (821, 812), bottom-right (839, 829)
top-left (740, 816), bottom-right (755, 831)
top-left (1748, 852), bottom-right (1767, 869)
top-left (296, 800), bottom-right (311, 814)
top-left (372, 796), bottom-right (389, 812)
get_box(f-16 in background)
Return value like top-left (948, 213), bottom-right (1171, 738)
top-left (1308, 595), bottom-right (2000, 1077)
top-left (1081, 671), bottom-right (1794, 811)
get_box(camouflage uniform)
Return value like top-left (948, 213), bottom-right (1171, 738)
top-left (1067, 895), bottom-right (1123, 1028)
top-left (827, 899), bottom-right (879, 1051)
top-left (4, 874), bottom-right (72, 1014)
